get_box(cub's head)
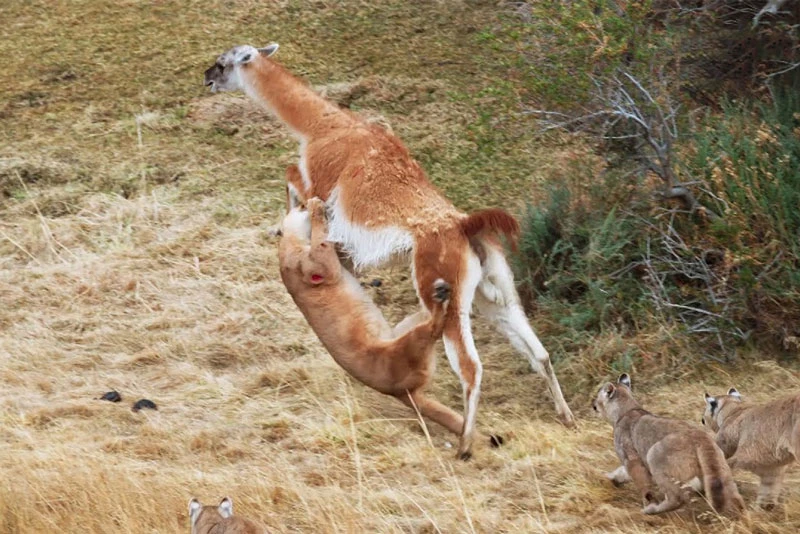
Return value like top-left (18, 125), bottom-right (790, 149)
top-left (189, 497), bottom-right (234, 533)
top-left (592, 373), bottom-right (633, 423)
top-left (702, 387), bottom-right (742, 431)
top-left (204, 43), bottom-right (279, 92)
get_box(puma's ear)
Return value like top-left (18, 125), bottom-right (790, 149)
top-left (727, 387), bottom-right (741, 400)
top-left (218, 497), bottom-right (233, 518)
top-left (617, 373), bottom-right (632, 390)
top-left (258, 43), bottom-right (279, 57)
top-left (705, 393), bottom-right (718, 414)
top-left (605, 382), bottom-right (616, 399)
top-left (189, 499), bottom-right (203, 525)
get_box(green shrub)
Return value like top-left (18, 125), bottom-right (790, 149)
top-left (689, 87), bottom-right (800, 342)
top-left (513, 181), bottom-right (648, 339)
top-left (514, 87), bottom-right (800, 360)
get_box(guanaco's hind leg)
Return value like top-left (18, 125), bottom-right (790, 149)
top-left (473, 244), bottom-right (575, 427)
top-left (434, 251), bottom-right (485, 460)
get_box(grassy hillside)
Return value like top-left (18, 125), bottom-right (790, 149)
top-left (1, 1), bottom-right (798, 532)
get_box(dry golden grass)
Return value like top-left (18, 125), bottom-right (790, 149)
top-left (1, 1), bottom-right (799, 532)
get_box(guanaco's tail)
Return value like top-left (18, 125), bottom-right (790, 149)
top-left (460, 208), bottom-right (520, 250)
top-left (697, 443), bottom-right (745, 518)
top-left (429, 279), bottom-right (451, 338)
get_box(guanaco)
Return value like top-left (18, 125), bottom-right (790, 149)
top-left (205, 44), bottom-right (574, 458)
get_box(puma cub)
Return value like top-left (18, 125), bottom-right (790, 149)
top-left (594, 374), bottom-right (744, 517)
top-left (703, 388), bottom-right (800, 508)
top-left (189, 497), bottom-right (264, 534)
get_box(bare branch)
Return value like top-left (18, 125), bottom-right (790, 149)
top-left (526, 69), bottom-right (722, 220)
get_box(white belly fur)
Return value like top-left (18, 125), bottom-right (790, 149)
top-left (325, 186), bottom-right (414, 270)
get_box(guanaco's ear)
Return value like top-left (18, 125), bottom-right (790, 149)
top-left (258, 43), bottom-right (279, 57)
top-left (218, 497), bottom-right (233, 518)
top-left (617, 373), bottom-right (632, 390)
top-left (233, 45), bottom-right (259, 65)
top-left (727, 387), bottom-right (741, 400)
top-left (189, 498), bottom-right (203, 525)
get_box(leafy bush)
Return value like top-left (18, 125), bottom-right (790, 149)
top-left (513, 178), bottom-right (649, 338)
top-left (689, 86), bottom-right (800, 343)
top-left (513, 86), bottom-right (800, 360)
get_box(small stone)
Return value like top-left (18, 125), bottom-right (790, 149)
top-left (99, 390), bottom-right (122, 403)
top-left (131, 399), bottom-right (158, 412)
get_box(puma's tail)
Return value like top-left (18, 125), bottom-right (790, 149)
top-left (697, 443), bottom-right (745, 518)
top-left (460, 209), bottom-right (520, 250)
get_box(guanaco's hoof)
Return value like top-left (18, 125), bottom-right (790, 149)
top-left (489, 435), bottom-right (504, 448)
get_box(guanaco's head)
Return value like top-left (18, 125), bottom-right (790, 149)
top-left (592, 373), bottom-right (635, 424)
top-left (189, 497), bottom-right (233, 534)
top-left (204, 43), bottom-right (279, 92)
top-left (702, 387), bottom-right (741, 431)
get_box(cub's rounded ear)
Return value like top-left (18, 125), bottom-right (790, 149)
top-left (727, 387), bottom-right (741, 399)
top-left (605, 382), bottom-right (616, 398)
top-left (617, 373), bottom-right (632, 390)
top-left (258, 43), bottom-right (279, 57)
top-left (189, 498), bottom-right (203, 525)
top-left (218, 497), bottom-right (233, 518)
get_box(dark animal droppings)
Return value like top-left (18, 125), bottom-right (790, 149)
top-left (99, 390), bottom-right (122, 403)
top-left (370, 278), bottom-right (382, 287)
top-left (131, 399), bottom-right (158, 412)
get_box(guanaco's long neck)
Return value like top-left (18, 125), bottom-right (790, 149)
top-left (242, 58), bottom-right (351, 137)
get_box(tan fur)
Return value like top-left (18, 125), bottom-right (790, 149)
top-left (594, 375), bottom-right (744, 517)
top-left (189, 498), bottom-right (264, 534)
top-left (278, 195), bottom-right (475, 439)
top-left (703, 389), bottom-right (800, 508)
top-left (205, 47), bottom-right (575, 458)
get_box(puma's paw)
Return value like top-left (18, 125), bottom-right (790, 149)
top-left (433, 279), bottom-right (451, 303)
